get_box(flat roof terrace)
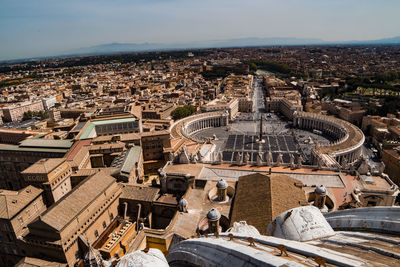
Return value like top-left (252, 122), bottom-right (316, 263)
top-left (197, 165), bottom-right (345, 188)
top-left (0, 139), bottom-right (73, 154)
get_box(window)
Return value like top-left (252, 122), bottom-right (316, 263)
top-left (110, 213), bottom-right (114, 221)
top-left (26, 209), bottom-right (31, 218)
top-left (102, 221), bottom-right (107, 229)
top-left (18, 216), bottom-right (24, 226)
top-left (75, 251), bottom-right (80, 260)
top-left (94, 230), bottom-right (99, 238)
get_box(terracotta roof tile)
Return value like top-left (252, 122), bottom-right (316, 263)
top-left (21, 158), bottom-right (66, 174)
top-left (38, 171), bottom-right (117, 231)
top-left (120, 185), bottom-right (159, 202)
top-left (230, 173), bottom-right (306, 235)
top-left (0, 186), bottom-right (43, 219)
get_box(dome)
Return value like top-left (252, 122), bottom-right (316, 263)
top-left (227, 221), bottom-right (260, 237)
top-left (216, 179), bottom-right (228, 189)
top-left (207, 208), bottom-right (221, 221)
top-left (314, 185), bottom-right (326, 196)
top-left (178, 198), bottom-right (188, 207)
top-left (267, 206), bottom-right (335, 242)
top-left (116, 248), bottom-right (168, 267)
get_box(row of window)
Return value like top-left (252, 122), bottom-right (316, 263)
top-left (98, 130), bottom-right (139, 136)
top-left (96, 122), bottom-right (137, 132)
top-left (63, 193), bottom-right (117, 251)
top-left (93, 219), bottom-right (109, 239)
top-left (51, 168), bottom-right (71, 187)
top-left (143, 143), bottom-right (162, 149)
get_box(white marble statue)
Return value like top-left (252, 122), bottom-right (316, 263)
top-left (290, 154), bottom-right (295, 169)
top-left (266, 151), bottom-right (272, 166)
top-left (276, 153), bottom-right (283, 166)
top-left (244, 153), bottom-right (250, 164)
top-left (257, 153), bottom-right (263, 166)
top-left (236, 152), bottom-right (242, 165)
top-left (297, 155), bottom-right (303, 168)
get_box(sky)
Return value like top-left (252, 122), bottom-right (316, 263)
top-left (1, 0), bottom-right (399, 60)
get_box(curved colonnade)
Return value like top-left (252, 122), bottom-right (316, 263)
top-left (293, 111), bottom-right (365, 165)
top-left (170, 111), bottom-right (229, 141)
top-left (170, 109), bottom-right (364, 168)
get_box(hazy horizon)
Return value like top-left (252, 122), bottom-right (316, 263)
top-left (1, 0), bottom-right (400, 61)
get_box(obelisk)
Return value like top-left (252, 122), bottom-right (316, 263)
top-left (257, 114), bottom-right (265, 143)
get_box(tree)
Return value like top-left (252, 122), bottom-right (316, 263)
top-left (247, 60), bottom-right (306, 78)
top-left (249, 62), bottom-right (257, 72)
top-left (22, 110), bottom-right (33, 121)
top-left (22, 110), bottom-right (48, 121)
top-left (171, 105), bottom-right (197, 120)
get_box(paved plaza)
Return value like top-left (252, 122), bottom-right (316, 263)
top-left (222, 134), bottom-right (300, 163)
top-left (192, 113), bottom-right (332, 164)
top-left (192, 76), bottom-right (332, 164)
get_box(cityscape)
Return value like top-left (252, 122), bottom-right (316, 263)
top-left (1, 1), bottom-right (400, 267)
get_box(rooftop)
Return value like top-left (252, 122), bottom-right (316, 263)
top-left (230, 173), bottom-right (307, 235)
top-left (0, 144), bottom-right (69, 154)
top-left (79, 117), bottom-right (137, 140)
top-left (169, 206), bottom-right (400, 267)
top-left (19, 139), bottom-right (74, 149)
top-left (15, 257), bottom-right (66, 267)
top-left (111, 146), bottom-right (142, 177)
top-left (34, 171), bottom-right (117, 232)
top-left (21, 158), bottom-right (66, 174)
top-left (64, 139), bottom-right (91, 161)
top-left (120, 184), bottom-right (160, 202)
top-left (0, 186), bottom-right (43, 219)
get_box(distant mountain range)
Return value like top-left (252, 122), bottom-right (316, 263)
top-left (2, 36), bottom-right (400, 63)
top-left (64, 36), bottom-right (400, 57)
top-left (352, 35), bottom-right (400, 45)
top-left (65, 37), bottom-right (324, 56)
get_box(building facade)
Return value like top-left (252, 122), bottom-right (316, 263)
top-left (2, 101), bottom-right (44, 122)
top-left (22, 158), bottom-right (72, 206)
top-left (24, 171), bottom-right (122, 266)
top-left (0, 140), bottom-right (73, 191)
top-left (0, 186), bottom-right (47, 266)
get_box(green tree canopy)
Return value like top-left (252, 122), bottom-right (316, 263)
top-left (22, 110), bottom-right (48, 121)
top-left (247, 60), bottom-right (306, 78)
top-left (171, 105), bottom-right (197, 120)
